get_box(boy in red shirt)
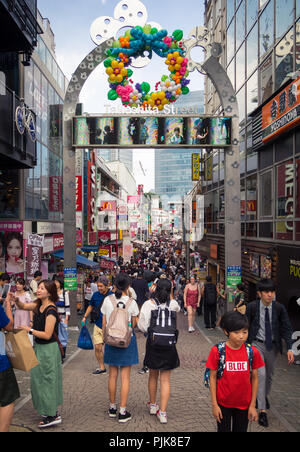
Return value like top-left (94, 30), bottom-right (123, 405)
top-left (206, 311), bottom-right (265, 432)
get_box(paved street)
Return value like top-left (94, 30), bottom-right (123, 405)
top-left (10, 311), bottom-right (300, 433)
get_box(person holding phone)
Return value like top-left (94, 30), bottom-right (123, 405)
top-left (0, 274), bottom-right (10, 306)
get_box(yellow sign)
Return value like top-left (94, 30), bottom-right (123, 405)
top-left (192, 153), bottom-right (200, 181)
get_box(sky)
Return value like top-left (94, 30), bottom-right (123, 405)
top-left (37, 0), bottom-right (205, 191)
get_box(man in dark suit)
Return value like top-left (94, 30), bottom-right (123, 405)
top-left (246, 279), bottom-right (294, 428)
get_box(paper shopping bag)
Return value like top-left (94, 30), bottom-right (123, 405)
top-left (5, 330), bottom-right (39, 372)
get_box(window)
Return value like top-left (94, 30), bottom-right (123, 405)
top-left (247, 0), bottom-right (258, 33)
top-left (246, 23), bottom-right (258, 77)
top-left (227, 20), bottom-right (235, 63)
top-left (247, 70), bottom-right (258, 115)
top-left (260, 170), bottom-right (273, 217)
top-left (259, 0), bottom-right (274, 61)
top-left (275, 28), bottom-right (294, 90)
top-left (236, 1), bottom-right (246, 49)
top-left (276, 0), bottom-right (294, 42)
top-left (246, 175), bottom-right (258, 220)
top-left (259, 53), bottom-right (273, 103)
top-left (236, 42), bottom-right (246, 91)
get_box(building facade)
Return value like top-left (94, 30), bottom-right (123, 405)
top-left (202, 0), bottom-right (300, 329)
top-left (0, 6), bottom-right (68, 280)
top-left (155, 90), bottom-right (204, 209)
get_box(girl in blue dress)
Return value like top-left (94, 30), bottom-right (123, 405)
top-left (101, 273), bottom-right (139, 423)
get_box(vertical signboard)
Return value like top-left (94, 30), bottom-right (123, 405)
top-left (192, 153), bottom-right (200, 181)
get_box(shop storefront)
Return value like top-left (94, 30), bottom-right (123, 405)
top-left (277, 246), bottom-right (300, 331)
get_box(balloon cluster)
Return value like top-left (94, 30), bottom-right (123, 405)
top-left (105, 25), bottom-right (190, 110)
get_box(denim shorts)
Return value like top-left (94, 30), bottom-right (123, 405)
top-left (0, 367), bottom-right (20, 407)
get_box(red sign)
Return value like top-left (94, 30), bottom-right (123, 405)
top-left (53, 234), bottom-right (64, 250)
top-left (76, 176), bottom-right (82, 212)
top-left (88, 156), bottom-right (97, 232)
top-left (262, 76), bottom-right (300, 143)
top-left (98, 231), bottom-right (111, 242)
top-left (100, 259), bottom-right (115, 270)
top-left (127, 195), bottom-right (140, 204)
top-left (76, 230), bottom-right (82, 247)
top-left (100, 201), bottom-right (117, 212)
top-left (49, 177), bottom-right (62, 212)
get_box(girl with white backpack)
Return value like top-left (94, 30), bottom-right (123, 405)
top-left (138, 278), bottom-right (180, 424)
top-left (101, 273), bottom-right (139, 424)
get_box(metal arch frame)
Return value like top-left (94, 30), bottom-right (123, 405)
top-left (63, 33), bottom-right (241, 324)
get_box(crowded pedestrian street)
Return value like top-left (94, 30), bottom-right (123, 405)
top-left (10, 310), bottom-right (300, 433)
top-left (1, 0), bottom-right (300, 438)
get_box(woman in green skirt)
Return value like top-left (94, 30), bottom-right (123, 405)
top-left (12, 280), bottom-right (63, 429)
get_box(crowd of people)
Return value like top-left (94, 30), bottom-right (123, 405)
top-left (0, 234), bottom-right (296, 433)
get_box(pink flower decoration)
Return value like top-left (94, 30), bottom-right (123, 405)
top-left (163, 36), bottom-right (172, 47)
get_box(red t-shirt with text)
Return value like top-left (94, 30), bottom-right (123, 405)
top-left (206, 343), bottom-right (265, 410)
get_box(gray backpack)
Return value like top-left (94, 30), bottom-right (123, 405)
top-left (104, 295), bottom-right (133, 349)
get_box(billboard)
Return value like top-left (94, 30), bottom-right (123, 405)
top-left (262, 76), bottom-right (300, 144)
top-left (73, 116), bottom-right (231, 148)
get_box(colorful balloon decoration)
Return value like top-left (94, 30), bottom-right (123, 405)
top-left (105, 26), bottom-right (190, 110)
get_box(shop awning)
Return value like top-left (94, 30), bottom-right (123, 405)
top-left (52, 250), bottom-right (100, 268)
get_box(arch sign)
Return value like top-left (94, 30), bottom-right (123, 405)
top-left (63, 0), bottom-right (241, 325)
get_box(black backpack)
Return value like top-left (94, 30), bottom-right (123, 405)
top-left (204, 283), bottom-right (217, 305)
top-left (148, 299), bottom-right (178, 347)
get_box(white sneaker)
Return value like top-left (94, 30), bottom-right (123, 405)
top-left (157, 410), bottom-right (168, 424)
top-left (147, 402), bottom-right (159, 415)
top-left (188, 326), bottom-right (195, 333)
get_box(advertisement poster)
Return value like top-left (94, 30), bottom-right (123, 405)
top-left (260, 255), bottom-right (272, 279)
top-left (0, 222), bottom-right (24, 276)
top-left (64, 267), bottom-right (77, 291)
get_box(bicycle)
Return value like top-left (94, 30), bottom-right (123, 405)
top-left (15, 98), bottom-right (36, 142)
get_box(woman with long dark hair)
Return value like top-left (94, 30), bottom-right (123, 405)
top-left (101, 273), bottom-right (139, 423)
top-left (11, 280), bottom-right (63, 428)
top-left (138, 278), bottom-right (180, 424)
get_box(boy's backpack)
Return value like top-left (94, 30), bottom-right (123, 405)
top-left (204, 342), bottom-right (253, 388)
top-left (104, 295), bottom-right (133, 349)
top-left (148, 299), bottom-right (178, 348)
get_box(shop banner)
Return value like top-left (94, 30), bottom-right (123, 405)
top-left (192, 153), bottom-right (200, 181)
top-left (76, 176), bottom-right (83, 212)
top-left (49, 177), bottom-right (62, 212)
top-left (26, 234), bottom-right (44, 279)
top-left (262, 76), bottom-right (300, 143)
top-left (127, 196), bottom-right (140, 205)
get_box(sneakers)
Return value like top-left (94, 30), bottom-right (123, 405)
top-left (138, 366), bottom-right (149, 374)
top-left (188, 326), bottom-right (195, 333)
top-left (108, 407), bottom-right (117, 418)
top-left (157, 410), bottom-right (168, 424)
top-left (118, 411), bottom-right (132, 423)
top-left (147, 402), bottom-right (159, 415)
top-left (92, 368), bottom-right (107, 375)
top-left (38, 415), bottom-right (62, 428)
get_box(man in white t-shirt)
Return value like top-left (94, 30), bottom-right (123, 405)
top-left (29, 271), bottom-right (42, 301)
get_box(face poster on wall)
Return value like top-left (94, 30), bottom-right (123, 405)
top-left (0, 222), bottom-right (24, 276)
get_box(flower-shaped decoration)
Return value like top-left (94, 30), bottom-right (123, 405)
top-left (105, 26), bottom-right (190, 110)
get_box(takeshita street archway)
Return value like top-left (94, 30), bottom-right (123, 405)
top-left (63, 0), bottom-right (241, 325)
